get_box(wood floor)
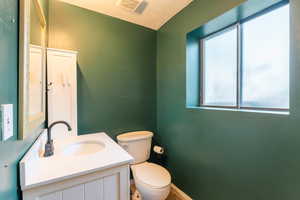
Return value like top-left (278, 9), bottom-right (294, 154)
top-left (131, 184), bottom-right (183, 200)
top-left (166, 191), bottom-right (181, 200)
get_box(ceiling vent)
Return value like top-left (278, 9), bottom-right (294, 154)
top-left (116, 0), bottom-right (147, 14)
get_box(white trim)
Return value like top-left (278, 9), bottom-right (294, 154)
top-left (19, 0), bottom-right (47, 139)
top-left (47, 47), bottom-right (78, 55)
top-left (171, 184), bottom-right (193, 200)
top-left (186, 106), bottom-right (289, 115)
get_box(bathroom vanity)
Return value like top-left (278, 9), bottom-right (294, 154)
top-left (20, 132), bottom-right (134, 200)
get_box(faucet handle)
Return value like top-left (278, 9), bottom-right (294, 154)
top-left (44, 121), bottom-right (72, 157)
top-left (44, 140), bottom-right (54, 157)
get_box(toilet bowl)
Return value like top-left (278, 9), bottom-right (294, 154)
top-left (117, 131), bottom-right (171, 200)
top-left (131, 162), bottom-right (171, 200)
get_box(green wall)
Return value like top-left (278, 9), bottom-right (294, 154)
top-left (0, 1), bottom-right (42, 200)
top-left (0, 0), bottom-right (156, 199)
top-left (157, 0), bottom-right (300, 199)
top-left (48, 0), bottom-right (157, 138)
top-left (1, 0), bottom-right (300, 199)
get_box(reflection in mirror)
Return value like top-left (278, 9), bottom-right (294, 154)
top-left (30, 0), bottom-right (47, 46)
top-left (29, 45), bottom-right (44, 121)
top-left (19, 0), bottom-right (49, 139)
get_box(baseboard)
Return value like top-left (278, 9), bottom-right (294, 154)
top-left (170, 184), bottom-right (193, 200)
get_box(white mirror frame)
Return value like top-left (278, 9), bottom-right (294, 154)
top-left (19, 0), bottom-right (47, 139)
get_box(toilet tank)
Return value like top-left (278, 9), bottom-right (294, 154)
top-left (117, 131), bottom-right (153, 164)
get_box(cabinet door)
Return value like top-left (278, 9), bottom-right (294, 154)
top-left (84, 179), bottom-right (104, 200)
top-left (47, 49), bottom-right (77, 138)
top-left (29, 46), bottom-right (45, 119)
top-left (32, 170), bottom-right (128, 200)
top-left (39, 192), bottom-right (62, 200)
top-left (62, 185), bottom-right (84, 200)
top-left (103, 174), bottom-right (119, 200)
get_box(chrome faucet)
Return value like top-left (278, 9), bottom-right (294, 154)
top-left (44, 121), bottom-right (72, 157)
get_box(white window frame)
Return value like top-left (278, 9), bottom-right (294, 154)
top-left (199, 4), bottom-right (289, 112)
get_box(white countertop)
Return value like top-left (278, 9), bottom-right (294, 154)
top-left (20, 132), bottom-right (134, 190)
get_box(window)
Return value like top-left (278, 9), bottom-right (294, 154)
top-left (200, 4), bottom-right (289, 111)
top-left (202, 26), bottom-right (238, 107)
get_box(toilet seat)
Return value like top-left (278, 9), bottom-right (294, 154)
top-left (131, 162), bottom-right (171, 189)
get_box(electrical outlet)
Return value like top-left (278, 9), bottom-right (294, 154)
top-left (1, 104), bottom-right (13, 141)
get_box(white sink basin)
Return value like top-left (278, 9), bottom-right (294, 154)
top-left (20, 132), bottom-right (134, 190)
top-left (61, 141), bottom-right (105, 156)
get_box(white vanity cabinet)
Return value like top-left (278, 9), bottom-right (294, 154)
top-left (23, 165), bottom-right (130, 200)
top-left (20, 132), bottom-right (133, 200)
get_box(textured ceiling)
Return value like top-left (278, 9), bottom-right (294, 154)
top-left (59, 0), bottom-right (193, 30)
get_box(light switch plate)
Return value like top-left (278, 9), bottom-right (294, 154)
top-left (1, 104), bottom-right (13, 141)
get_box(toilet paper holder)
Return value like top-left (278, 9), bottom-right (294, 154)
top-left (153, 145), bottom-right (164, 154)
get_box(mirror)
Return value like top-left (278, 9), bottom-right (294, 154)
top-left (19, 0), bottom-right (48, 139)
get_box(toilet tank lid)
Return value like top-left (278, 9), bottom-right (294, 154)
top-left (117, 131), bottom-right (153, 142)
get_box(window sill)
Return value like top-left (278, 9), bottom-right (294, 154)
top-left (186, 106), bottom-right (289, 115)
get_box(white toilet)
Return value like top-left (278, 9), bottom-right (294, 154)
top-left (117, 131), bottom-right (171, 200)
